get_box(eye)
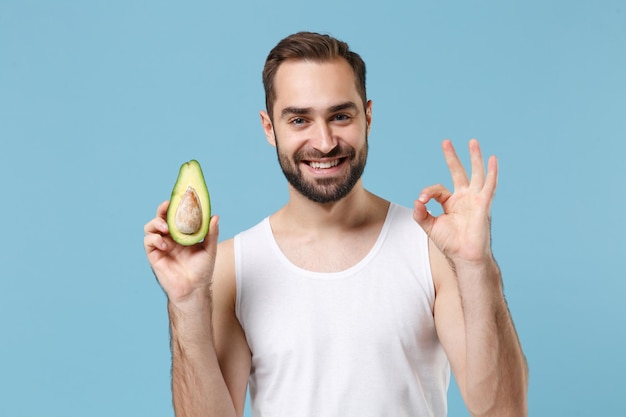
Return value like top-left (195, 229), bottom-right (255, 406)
top-left (332, 114), bottom-right (350, 122)
top-left (290, 117), bottom-right (307, 126)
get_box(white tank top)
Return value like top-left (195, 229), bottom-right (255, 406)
top-left (234, 203), bottom-right (450, 417)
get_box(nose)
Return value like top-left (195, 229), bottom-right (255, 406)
top-left (311, 122), bottom-right (337, 154)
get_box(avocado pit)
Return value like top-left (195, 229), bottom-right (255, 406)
top-left (174, 187), bottom-right (203, 234)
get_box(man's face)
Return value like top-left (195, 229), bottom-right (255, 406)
top-left (263, 58), bottom-right (372, 203)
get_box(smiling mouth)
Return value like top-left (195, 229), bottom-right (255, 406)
top-left (307, 159), bottom-right (342, 169)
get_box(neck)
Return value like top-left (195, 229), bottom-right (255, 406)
top-left (274, 181), bottom-right (388, 232)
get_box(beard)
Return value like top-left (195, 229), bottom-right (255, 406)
top-left (275, 136), bottom-right (368, 204)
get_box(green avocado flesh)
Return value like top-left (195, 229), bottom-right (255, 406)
top-left (167, 160), bottom-right (211, 246)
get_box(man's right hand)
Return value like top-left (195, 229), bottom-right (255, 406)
top-left (143, 200), bottom-right (220, 305)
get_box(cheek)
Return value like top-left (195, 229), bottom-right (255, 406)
top-left (274, 137), bottom-right (299, 166)
top-left (274, 130), bottom-right (308, 155)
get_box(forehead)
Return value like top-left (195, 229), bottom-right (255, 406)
top-left (272, 58), bottom-right (361, 111)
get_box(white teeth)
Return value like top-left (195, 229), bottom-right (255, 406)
top-left (309, 160), bottom-right (340, 169)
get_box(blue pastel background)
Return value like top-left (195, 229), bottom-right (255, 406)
top-left (1, 1), bottom-right (624, 416)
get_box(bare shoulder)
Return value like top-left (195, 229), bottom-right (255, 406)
top-left (213, 238), bottom-right (236, 306)
top-left (428, 239), bottom-right (456, 295)
top-left (212, 237), bottom-right (251, 415)
top-left (215, 238), bottom-right (235, 274)
top-left (429, 239), bottom-right (467, 393)
top-left (429, 239), bottom-right (461, 322)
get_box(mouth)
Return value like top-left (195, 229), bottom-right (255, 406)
top-left (302, 157), bottom-right (349, 173)
top-left (307, 159), bottom-right (342, 169)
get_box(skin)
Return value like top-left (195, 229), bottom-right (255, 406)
top-left (144, 57), bottom-right (528, 417)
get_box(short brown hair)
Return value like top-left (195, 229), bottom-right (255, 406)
top-left (262, 31), bottom-right (367, 120)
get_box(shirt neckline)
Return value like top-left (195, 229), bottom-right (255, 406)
top-left (262, 203), bottom-right (397, 280)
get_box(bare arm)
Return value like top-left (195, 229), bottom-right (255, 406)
top-left (144, 202), bottom-right (250, 417)
top-left (430, 243), bottom-right (527, 416)
top-left (168, 290), bottom-right (238, 417)
top-left (413, 140), bottom-right (528, 416)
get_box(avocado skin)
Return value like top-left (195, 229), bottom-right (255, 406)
top-left (166, 160), bottom-right (211, 246)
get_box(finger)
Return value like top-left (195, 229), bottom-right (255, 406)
top-left (484, 155), bottom-right (498, 200)
top-left (418, 184), bottom-right (453, 206)
top-left (144, 231), bottom-right (169, 253)
top-left (468, 139), bottom-right (486, 190)
top-left (442, 139), bottom-right (469, 190)
top-left (144, 215), bottom-right (169, 235)
top-left (413, 199), bottom-right (435, 236)
top-left (157, 200), bottom-right (170, 218)
top-left (201, 215), bottom-right (220, 253)
top-left (144, 201), bottom-right (170, 235)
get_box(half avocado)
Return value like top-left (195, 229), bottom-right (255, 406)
top-left (166, 160), bottom-right (211, 246)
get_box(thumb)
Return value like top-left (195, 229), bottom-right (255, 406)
top-left (202, 215), bottom-right (220, 252)
top-left (412, 199), bottom-right (435, 236)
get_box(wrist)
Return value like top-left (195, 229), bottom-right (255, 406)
top-left (168, 286), bottom-right (212, 314)
top-left (167, 281), bottom-right (212, 307)
top-left (452, 255), bottom-right (503, 294)
top-left (168, 289), bottom-right (214, 346)
top-left (450, 253), bottom-right (499, 273)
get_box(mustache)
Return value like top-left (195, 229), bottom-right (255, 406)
top-left (294, 145), bottom-right (355, 161)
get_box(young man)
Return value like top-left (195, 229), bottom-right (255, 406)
top-left (144, 32), bottom-right (528, 417)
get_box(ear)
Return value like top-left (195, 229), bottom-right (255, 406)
top-left (260, 110), bottom-right (276, 147)
top-left (365, 100), bottom-right (373, 135)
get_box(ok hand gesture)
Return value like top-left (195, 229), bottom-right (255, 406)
top-left (413, 139), bottom-right (498, 266)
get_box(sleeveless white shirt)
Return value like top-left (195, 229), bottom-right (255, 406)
top-left (234, 203), bottom-right (450, 417)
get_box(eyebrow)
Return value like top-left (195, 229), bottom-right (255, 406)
top-left (280, 101), bottom-right (359, 119)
